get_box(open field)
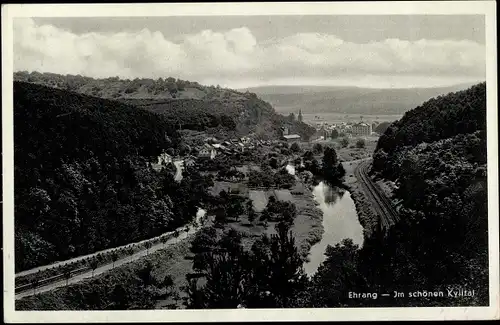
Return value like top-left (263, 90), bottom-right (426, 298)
top-left (248, 190), bottom-right (269, 212)
top-left (210, 181), bottom-right (249, 196)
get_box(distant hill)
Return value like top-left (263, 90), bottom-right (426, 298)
top-left (243, 83), bottom-right (480, 115)
top-left (14, 71), bottom-right (315, 140)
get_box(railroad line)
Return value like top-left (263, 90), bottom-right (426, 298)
top-left (355, 160), bottom-right (399, 230)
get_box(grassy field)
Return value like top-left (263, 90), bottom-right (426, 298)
top-left (248, 190), bottom-right (269, 212)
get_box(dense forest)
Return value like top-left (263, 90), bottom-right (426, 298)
top-left (369, 82), bottom-right (488, 305)
top-left (14, 71), bottom-right (316, 141)
top-left (14, 82), bottom-right (213, 271)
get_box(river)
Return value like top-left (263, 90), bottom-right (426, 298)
top-left (303, 181), bottom-right (364, 276)
top-left (174, 160), bottom-right (184, 181)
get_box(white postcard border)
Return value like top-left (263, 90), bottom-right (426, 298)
top-left (2, 1), bottom-right (498, 322)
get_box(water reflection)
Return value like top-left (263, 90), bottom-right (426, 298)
top-left (322, 183), bottom-right (344, 205)
top-left (304, 181), bottom-right (364, 276)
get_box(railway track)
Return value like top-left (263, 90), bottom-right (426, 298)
top-left (355, 160), bottom-right (399, 230)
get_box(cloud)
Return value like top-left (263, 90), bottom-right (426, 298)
top-left (13, 18), bottom-right (485, 88)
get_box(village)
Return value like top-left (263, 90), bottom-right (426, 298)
top-left (153, 111), bottom-right (381, 171)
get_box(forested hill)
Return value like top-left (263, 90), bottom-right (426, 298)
top-left (14, 81), bottom-right (213, 271)
top-left (14, 71), bottom-right (315, 140)
top-left (367, 82), bottom-right (488, 305)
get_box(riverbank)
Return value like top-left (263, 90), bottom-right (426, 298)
top-left (342, 160), bottom-right (378, 238)
top-left (289, 182), bottom-right (325, 260)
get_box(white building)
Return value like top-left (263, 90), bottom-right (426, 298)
top-left (283, 134), bottom-right (301, 143)
top-left (198, 144), bottom-right (217, 159)
top-left (352, 122), bottom-right (372, 136)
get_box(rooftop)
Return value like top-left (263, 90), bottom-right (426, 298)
top-left (283, 134), bottom-right (301, 139)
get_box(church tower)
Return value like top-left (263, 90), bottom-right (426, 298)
top-left (298, 109), bottom-right (303, 122)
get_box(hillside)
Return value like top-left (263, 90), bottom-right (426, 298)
top-left (366, 82), bottom-right (488, 304)
top-left (244, 83), bottom-right (479, 115)
top-left (14, 81), bottom-right (213, 272)
top-left (14, 71), bottom-right (315, 140)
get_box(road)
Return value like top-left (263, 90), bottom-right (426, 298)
top-left (354, 159), bottom-right (399, 229)
top-left (15, 210), bottom-right (209, 300)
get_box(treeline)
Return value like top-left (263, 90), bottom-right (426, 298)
top-left (14, 71), bottom-right (204, 99)
top-left (14, 82), bottom-right (213, 271)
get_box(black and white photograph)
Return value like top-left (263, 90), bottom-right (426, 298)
top-left (2, 2), bottom-right (498, 322)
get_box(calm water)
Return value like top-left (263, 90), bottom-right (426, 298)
top-left (304, 181), bottom-right (364, 276)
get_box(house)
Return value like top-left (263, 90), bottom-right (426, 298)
top-left (198, 143), bottom-right (217, 159)
top-left (283, 134), bottom-right (301, 143)
top-left (204, 137), bottom-right (219, 144)
top-left (352, 122), bottom-right (372, 136)
top-left (184, 156), bottom-right (196, 167)
top-left (157, 152), bottom-right (173, 165)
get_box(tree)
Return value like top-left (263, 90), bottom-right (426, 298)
top-left (161, 235), bottom-right (169, 247)
top-left (340, 137), bottom-right (349, 148)
top-left (246, 222), bottom-right (308, 308)
top-left (31, 277), bottom-right (40, 295)
top-left (110, 284), bottom-right (130, 310)
top-left (63, 266), bottom-right (71, 286)
top-left (313, 143), bottom-right (323, 154)
top-left (356, 138), bottom-right (366, 148)
top-left (303, 150), bottom-right (315, 162)
top-left (111, 251), bottom-right (119, 269)
top-left (269, 157), bottom-right (279, 169)
top-left (144, 241), bottom-right (152, 255)
top-left (309, 239), bottom-right (365, 307)
top-left (219, 228), bottom-right (243, 255)
top-left (89, 257), bottom-right (99, 277)
top-left (290, 142), bottom-right (301, 153)
top-left (248, 209), bottom-right (256, 224)
top-left (191, 227), bottom-right (218, 272)
top-left (228, 196), bottom-right (244, 221)
top-left (331, 129), bottom-right (339, 139)
top-left (137, 261), bottom-right (156, 287)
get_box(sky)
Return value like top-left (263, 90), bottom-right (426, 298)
top-left (13, 15), bottom-right (486, 89)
